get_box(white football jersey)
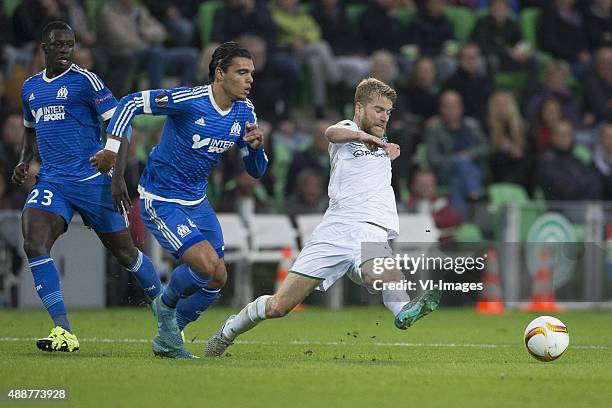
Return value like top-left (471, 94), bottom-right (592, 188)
top-left (324, 119), bottom-right (399, 239)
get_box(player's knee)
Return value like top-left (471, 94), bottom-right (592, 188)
top-left (207, 264), bottom-right (227, 289)
top-left (113, 247), bottom-right (138, 269)
top-left (23, 239), bottom-right (49, 258)
top-left (265, 296), bottom-right (290, 318)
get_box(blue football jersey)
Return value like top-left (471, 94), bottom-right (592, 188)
top-left (108, 85), bottom-right (268, 204)
top-left (21, 64), bottom-right (118, 182)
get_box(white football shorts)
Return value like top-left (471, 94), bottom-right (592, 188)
top-left (290, 220), bottom-right (393, 291)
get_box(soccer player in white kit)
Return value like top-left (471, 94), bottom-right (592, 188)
top-left (205, 78), bottom-right (441, 357)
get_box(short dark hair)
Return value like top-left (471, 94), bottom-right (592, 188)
top-left (208, 41), bottom-right (252, 82)
top-left (42, 21), bottom-right (73, 42)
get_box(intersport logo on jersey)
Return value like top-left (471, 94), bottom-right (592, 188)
top-left (191, 134), bottom-right (235, 153)
top-left (31, 106), bottom-right (66, 123)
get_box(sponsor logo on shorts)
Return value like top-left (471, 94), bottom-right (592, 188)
top-left (177, 224), bottom-right (192, 238)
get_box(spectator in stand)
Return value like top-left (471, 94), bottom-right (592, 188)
top-left (583, 0), bottom-right (612, 50)
top-left (526, 61), bottom-right (583, 128)
top-left (358, 0), bottom-right (406, 54)
top-left (443, 42), bottom-right (493, 126)
top-left (271, 116), bottom-right (311, 154)
top-left (469, 0), bottom-right (535, 73)
top-left (270, 0), bottom-right (356, 118)
top-left (537, 119), bottom-right (603, 200)
top-left (216, 170), bottom-right (271, 215)
top-left (212, 0), bottom-right (278, 48)
top-left (593, 122), bottom-right (612, 200)
top-left (584, 47), bottom-right (612, 123)
top-left (487, 91), bottom-right (533, 190)
top-left (537, 0), bottom-right (590, 76)
top-left (142, 0), bottom-right (199, 47)
top-left (409, 0), bottom-right (457, 82)
top-left (369, 50), bottom-right (399, 86)
top-left (285, 169), bottom-right (329, 221)
top-left (211, 1), bottom-right (300, 118)
top-left (405, 169), bottom-right (463, 230)
top-left (72, 46), bottom-right (95, 71)
top-left (398, 56), bottom-right (439, 124)
top-left (311, 0), bottom-right (371, 86)
top-left (529, 98), bottom-right (563, 154)
top-left (285, 121), bottom-right (331, 196)
top-left (0, 72), bottom-right (13, 123)
top-left (426, 90), bottom-right (489, 218)
top-left (97, 0), bottom-right (198, 95)
top-left (238, 35), bottom-right (290, 122)
top-left (0, 113), bottom-right (24, 181)
top-left (12, 0), bottom-right (67, 47)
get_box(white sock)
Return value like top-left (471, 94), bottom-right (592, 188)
top-left (382, 286), bottom-right (410, 317)
top-left (222, 295), bottom-right (271, 341)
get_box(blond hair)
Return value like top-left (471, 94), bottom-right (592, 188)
top-left (488, 91), bottom-right (525, 151)
top-left (354, 77), bottom-right (397, 106)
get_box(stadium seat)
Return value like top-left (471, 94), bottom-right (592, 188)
top-left (519, 8), bottom-right (541, 51)
top-left (494, 71), bottom-right (530, 92)
top-left (487, 182), bottom-right (529, 209)
top-left (3, 0), bottom-right (20, 16)
top-left (395, 214), bottom-right (440, 244)
top-left (217, 214), bottom-right (249, 263)
top-left (444, 5), bottom-right (476, 42)
top-left (346, 4), bottom-right (366, 28)
top-left (199, 1), bottom-right (223, 49)
top-left (454, 223), bottom-right (484, 243)
top-left (295, 214), bottom-right (324, 248)
top-left (84, 0), bottom-right (105, 30)
top-left (248, 215), bottom-right (298, 263)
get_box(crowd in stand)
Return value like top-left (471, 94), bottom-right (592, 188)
top-left (0, 0), bottom-right (611, 236)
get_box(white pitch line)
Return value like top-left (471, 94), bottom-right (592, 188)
top-left (0, 337), bottom-right (608, 350)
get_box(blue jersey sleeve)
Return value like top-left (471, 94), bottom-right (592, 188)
top-left (107, 87), bottom-right (200, 137)
top-left (21, 82), bottom-right (34, 128)
top-left (237, 100), bottom-right (268, 178)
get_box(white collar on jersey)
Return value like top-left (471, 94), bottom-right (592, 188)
top-left (208, 86), bottom-right (232, 116)
top-left (42, 64), bottom-right (74, 83)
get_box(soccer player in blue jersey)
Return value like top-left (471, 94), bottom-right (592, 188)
top-left (91, 42), bottom-right (268, 358)
top-left (12, 21), bottom-right (162, 352)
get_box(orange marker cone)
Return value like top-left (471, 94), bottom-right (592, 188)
top-left (476, 249), bottom-right (505, 314)
top-left (276, 246), bottom-right (302, 311)
top-left (524, 246), bottom-right (564, 312)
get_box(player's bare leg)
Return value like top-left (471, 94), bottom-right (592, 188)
top-left (22, 208), bottom-right (79, 351)
top-left (205, 273), bottom-right (321, 357)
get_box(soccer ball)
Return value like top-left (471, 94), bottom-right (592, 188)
top-left (524, 316), bottom-right (569, 362)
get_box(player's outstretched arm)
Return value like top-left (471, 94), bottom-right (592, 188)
top-left (12, 127), bottom-right (36, 185)
top-left (325, 125), bottom-right (385, 151)
top-left (241, 121), bottom-right (269, 178)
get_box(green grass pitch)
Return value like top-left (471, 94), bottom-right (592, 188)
top-left (1, 307), bottom-right (611, 408)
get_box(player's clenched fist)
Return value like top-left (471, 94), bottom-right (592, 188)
top-left (90, 149), bottom-right (117, 173)
top-left (243, 122), bottom-right (264, 149)
top-left (384, 143), bottom-right (400, 161)
top-left (11, 162), bottom-right (29, 185)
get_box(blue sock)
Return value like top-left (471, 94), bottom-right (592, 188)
top-left (176, 287), bottom-right (221, 331)
top-left (127, 250), bottom-right (162, 302)
top-left (29, 256), bottom-right (72, 332)
top-left (162, 264), bottom-right (211, 308)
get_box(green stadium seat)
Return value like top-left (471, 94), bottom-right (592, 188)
top-left (199, 1), bottom-right (223, 48)
top-left (3, 0), bottom-right (20, 17)
top-left (488, 182), bottom-right (529, 208)
top-left (444, 5), bottom-right (476, 42)
top-left (346, 4), bottom-right (366, 28)
top-left (454, 223), bottom-right (484, 242)
top-left (520, 8), bottom-right (541, 51)
top-left (84, 0), bottom-right (105, 30)
top-left (494, 71), bottom-right (530, 92)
